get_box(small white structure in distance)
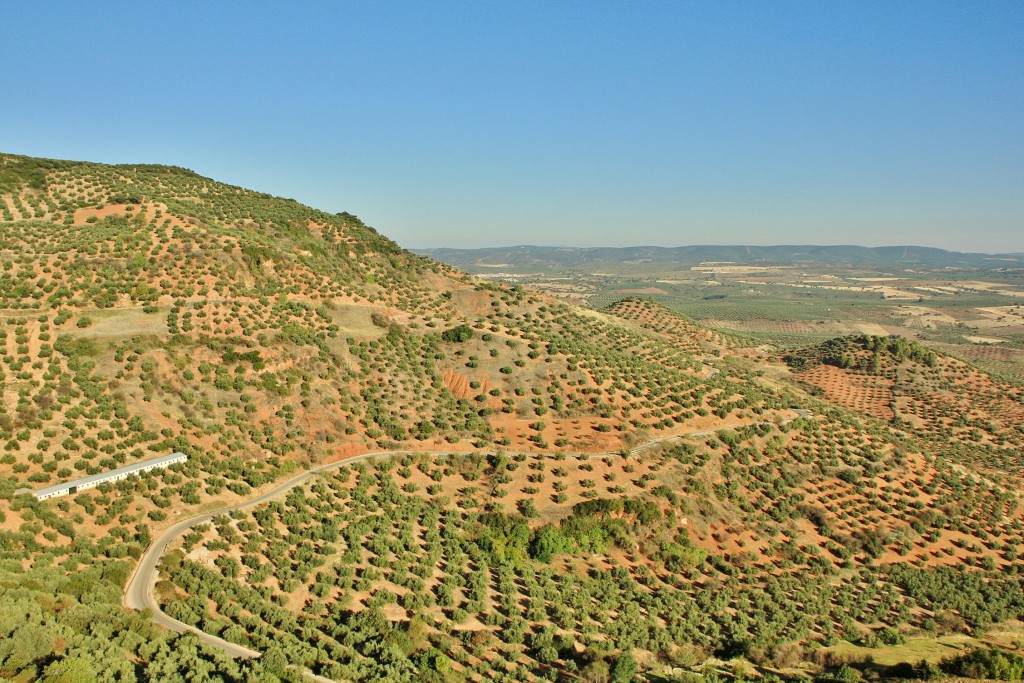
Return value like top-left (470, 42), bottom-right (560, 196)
top-left (33, 452), bottom-right (188, 501)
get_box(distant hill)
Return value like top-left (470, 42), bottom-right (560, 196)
top-left (417, 244), bottom-right (1024, 273)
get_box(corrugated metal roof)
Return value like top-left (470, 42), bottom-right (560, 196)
top-left (33, 452), bottom-right (187, 499)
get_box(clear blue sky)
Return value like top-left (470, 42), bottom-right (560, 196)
top-left (3, 1), bottom-right (1022, 252)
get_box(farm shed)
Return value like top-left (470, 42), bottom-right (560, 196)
top-left (33, 452), bottom-right (188, 500)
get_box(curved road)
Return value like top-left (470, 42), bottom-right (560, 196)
top-left (123, 412), bottom-right (803, 675)
top-left (124, 449), bottom-right (394, 656)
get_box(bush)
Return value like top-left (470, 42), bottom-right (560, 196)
top-left (942, 648), bottom-right (1024, 681)
top-left (441, 325), bottom-right (474, 343)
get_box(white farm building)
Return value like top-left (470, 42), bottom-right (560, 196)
top-left (33, 452), bottom-right (188, 501)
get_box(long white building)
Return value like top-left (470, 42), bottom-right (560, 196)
top-left (33, 452), bottom-right (188, 501)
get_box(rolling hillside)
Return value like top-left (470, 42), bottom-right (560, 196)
top-left (0, 154), bottom-right (791, 536)
top-left (1, 154), bottom-right (1023, 682)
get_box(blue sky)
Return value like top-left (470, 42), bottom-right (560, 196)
top-left (3, 1), bottom-right (1022, 252)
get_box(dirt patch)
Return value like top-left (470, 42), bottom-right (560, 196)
top-left (443, 371), bottom-right (473, 400)
top-left (957, 281), bottom-right (1024, 298)
top-left (691, 265), bottom-right (795, 273)
top-left (799, 364), bottom-right (895, 422)
top-left (855, 323), bottom-right (891, 336)
top-left (327, 303), bottom-right (387, 340)
top-left (611, 287), bottom-right (669, 296)
top-left (892, 306), bottom-right (958, 329)
top-left (73, 203), bottom-right (140, 224)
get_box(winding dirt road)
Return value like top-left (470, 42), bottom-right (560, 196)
top-left (124, 449), bottom-right (390, 655)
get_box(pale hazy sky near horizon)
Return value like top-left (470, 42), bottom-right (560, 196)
top-left (2, 1), bottom-right (1022, 253)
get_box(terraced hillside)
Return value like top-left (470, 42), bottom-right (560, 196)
top-left (2, 154), bottom-right (1024, 682)
top-left (785, 335), bottom-right (1024, 478)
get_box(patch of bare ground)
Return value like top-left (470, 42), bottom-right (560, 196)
top-left (799, 364), bottom-right (895, 421)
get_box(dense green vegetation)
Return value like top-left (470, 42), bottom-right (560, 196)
top-left (783, 335), bottom-right (938, 371)
top-left (0, 535), bottom-right (295, 681)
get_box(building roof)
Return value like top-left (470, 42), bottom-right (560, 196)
top-left (33, 452), bottom-right (187, 498)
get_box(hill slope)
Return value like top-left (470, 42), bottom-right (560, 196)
top-left (0, 152), bottom-right (788, 573)
top-left (784, 334), bottom-right (1024, 477)
top-left (0, 154), bottom-right (794, 515)
top-left (2, 154), bottom-right (1024, 681)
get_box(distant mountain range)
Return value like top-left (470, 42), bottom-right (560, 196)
top-left (416, 244), bottom-right (1024, 273)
